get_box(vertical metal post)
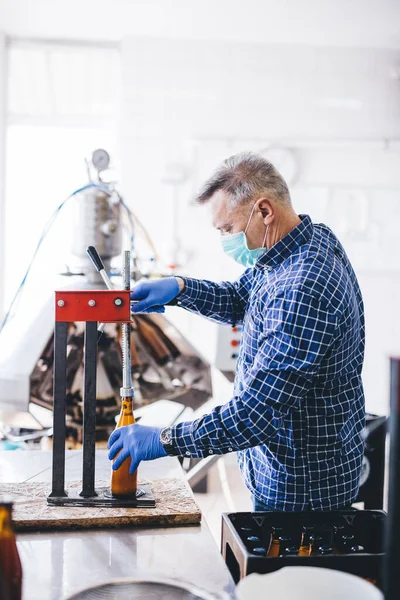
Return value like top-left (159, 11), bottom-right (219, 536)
top-left (384, 357), bottom-right (400, 600)
top-left (80, 321), bottom-right (98, 497)
top-left (49, 321), bottom-right (68, 497)
top-left (120, 250), bottom-right (134, 398)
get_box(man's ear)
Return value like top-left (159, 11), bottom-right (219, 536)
top-left (257, 198), bottom-right (274, 222)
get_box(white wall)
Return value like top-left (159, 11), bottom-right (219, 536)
top-left (0, 32), bottom-right (6, 317)
top-left (120, 36), bottom-right (400, 415)
top-left (1, 0), bottom-right (400, 49)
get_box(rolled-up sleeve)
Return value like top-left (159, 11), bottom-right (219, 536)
top-left (170, 289), bottom-right (337, 456)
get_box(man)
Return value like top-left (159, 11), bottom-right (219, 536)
top-left (108, 152), bottom-right (365, 511)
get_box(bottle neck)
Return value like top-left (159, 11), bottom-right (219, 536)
top-left (121, 398), bottom-right (133, 416)
top-left (0, 506), bottom-right (13, 538)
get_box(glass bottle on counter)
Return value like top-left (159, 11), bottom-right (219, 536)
top-left (0, 498), bottom-right (22, 600)
top-left (111, 397), bottom-right (137, 496)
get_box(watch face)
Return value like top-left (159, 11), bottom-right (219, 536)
top-left (161, 428), bottom-right (172, 445)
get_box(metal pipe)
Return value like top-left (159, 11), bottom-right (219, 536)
top-left (49, 321), bottom-right (68, 498)
top-left (97, 267), bottom-right (113, 337)
top-left (80, 320), bottom-right (98, 498)
top-left (86, 245), bottom-right (114, 338)
top-left (120, 250), bottom-right (134, 398)
top-left (99, 268), bottom-right (113, 290)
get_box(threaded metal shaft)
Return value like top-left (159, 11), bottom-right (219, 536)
top-left (121, 250), bottom-right (134, 397)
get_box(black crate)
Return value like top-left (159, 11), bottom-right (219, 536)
top-left (221, 510), bottom-right (386, 586)
top-left (356, 413), bottom-right (387, 509)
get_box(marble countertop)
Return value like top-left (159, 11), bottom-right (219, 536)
top-left (0, 450), bottom-right (235, 600)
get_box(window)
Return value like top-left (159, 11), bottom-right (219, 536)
top-left (3, 40), bottom-right (120, 308)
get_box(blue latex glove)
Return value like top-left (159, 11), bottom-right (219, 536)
top-left (130, 278), bottom-right (180, 313)
top-left (133, 305), bottom-right (165, 314)
top-left (108, 424), bottom-right (167, 474)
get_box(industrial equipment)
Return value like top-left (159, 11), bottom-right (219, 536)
top-left (0, 150), bottom-right (212, 442)
top-left (215, 325), bottom-right (243, 379)
top-left (48, 254), bottom-right (155, 508)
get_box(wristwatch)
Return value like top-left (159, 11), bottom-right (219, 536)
top-left (160, 427), bottom-right (177, 456)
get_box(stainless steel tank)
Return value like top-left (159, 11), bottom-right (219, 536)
top-left (71, 186), bottom-right (122, 282)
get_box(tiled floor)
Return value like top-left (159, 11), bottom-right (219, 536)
top-left (193, 455), bottom-right (252, 547)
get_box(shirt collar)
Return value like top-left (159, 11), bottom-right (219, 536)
top-left (255, 214), bottom-right (313, 269)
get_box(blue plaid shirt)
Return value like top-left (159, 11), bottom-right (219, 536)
top-left (171, 215), bottom-right (365, 511)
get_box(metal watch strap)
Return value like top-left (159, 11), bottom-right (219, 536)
top-left (160, 427), bottom-right (177, 456)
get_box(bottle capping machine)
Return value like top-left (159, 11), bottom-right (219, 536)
top-left (47, 249), bottom-right (155, 508)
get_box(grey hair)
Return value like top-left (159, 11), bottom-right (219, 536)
top-left (196, 152), bottom-right (291, 209)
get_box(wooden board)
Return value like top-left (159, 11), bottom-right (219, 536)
top-left (0, 478), bottom-right (201, 531)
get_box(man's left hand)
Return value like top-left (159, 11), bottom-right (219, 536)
top-left (108, 424), bottom-right (167, 474)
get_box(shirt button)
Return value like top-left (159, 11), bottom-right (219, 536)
top-left (208, 449), bottom-right (214, 454)
top-left (185, 451), bottom-right (191, 456)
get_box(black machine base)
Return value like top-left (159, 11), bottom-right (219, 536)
top-left (47, 482), bottom-right (155, 508)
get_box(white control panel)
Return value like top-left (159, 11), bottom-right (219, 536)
top-left (214, 324), bottom-right (243, 372)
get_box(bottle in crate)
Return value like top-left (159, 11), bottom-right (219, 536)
top-left (299, 525), bottom-right (314, 556)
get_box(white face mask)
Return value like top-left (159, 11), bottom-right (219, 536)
top-left (221, 204), bottom-right (268, 267)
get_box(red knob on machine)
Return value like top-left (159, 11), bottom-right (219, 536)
top-left (231, 339), bottom-right (240, 347)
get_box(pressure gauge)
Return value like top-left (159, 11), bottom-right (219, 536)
top-left (92, 149), bottom-right (110, 172)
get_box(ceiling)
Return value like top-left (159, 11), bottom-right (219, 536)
top-left (1, 0), bottom-right (400, 49)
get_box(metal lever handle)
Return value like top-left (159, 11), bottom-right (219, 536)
top-left (86, 245), bottom-right (114, 338)
top-left (86, 245), bottom-right (113, 290)
top-left (86, 245), bottom-right (104, 272)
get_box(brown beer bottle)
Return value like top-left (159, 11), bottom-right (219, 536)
top-left (111, 398), bottom-right (137, 496)
top-left (267, 527), bottom-right (283, 557)
top-left (298, 526), bottom-right (314, 556)
top-left (0, 498), bottom-right (22, 600)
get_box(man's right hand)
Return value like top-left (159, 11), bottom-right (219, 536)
top-left (130, 278), bottom-right (181, 313)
